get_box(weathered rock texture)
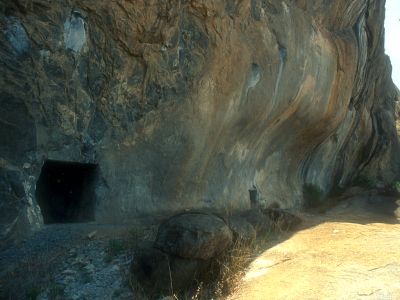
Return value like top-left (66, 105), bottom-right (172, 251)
top-left (155, 212), bottom-right (233, 260)
top-left (0, 0), bottom-right (399, 244)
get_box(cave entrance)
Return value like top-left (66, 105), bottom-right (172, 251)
top-left (36, 160), bottom-right (97, 224)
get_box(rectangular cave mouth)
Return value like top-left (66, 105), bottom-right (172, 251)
top-left (35, 160), bottom-right (98, 224)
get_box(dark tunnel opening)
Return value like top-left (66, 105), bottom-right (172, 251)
top-left (35, 160), bottom-right (98, 224)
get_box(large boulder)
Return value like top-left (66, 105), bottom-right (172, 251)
top-left (228, 215), bottom-right (257, 245)
top-left (239, 209), bottom-right (272, 235)
top-left (154, 213), bottom-right (233, 260)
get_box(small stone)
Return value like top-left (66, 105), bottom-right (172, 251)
top-left (62, 269), bottom-right (77, 275)
top-left (84, 263), bottom-right (95, 272)
top-left (87, 230), bottom-right (97, 239)
top-left (111, 265), bottom-right (120, 272)
top-left (62, 275), bottom-right (75, 283)
top-left (72, 256), bottom-right (86, 266)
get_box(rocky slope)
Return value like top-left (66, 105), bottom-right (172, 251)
top-left (0, 0), bottom-right (399, 245)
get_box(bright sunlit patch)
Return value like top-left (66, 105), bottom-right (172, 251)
top-left (385, 0), bottom-right (400, 88)
top-left (243, 258), bottom-right (275, 281)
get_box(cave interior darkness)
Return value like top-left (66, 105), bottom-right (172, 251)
top-left (35, 160), bottom-right (98, 224)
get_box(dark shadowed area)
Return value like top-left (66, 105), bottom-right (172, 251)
top-left (35, 160), bottom-right (97, 223)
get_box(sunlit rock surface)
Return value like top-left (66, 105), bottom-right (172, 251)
top-left (0, 0), bottom-right (399, 244)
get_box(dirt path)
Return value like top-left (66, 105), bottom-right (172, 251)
top-left (229, 195), bottom-right (400, 300)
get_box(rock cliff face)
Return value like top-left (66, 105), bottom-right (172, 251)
top-left (0, 0), bottom-right (399, 244)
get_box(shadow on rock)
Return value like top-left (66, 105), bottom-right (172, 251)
top-left (129, 209), bottom-right (302, 298)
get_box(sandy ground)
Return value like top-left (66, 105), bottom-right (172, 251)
top-left (229, 195), bottom-right (400, 300)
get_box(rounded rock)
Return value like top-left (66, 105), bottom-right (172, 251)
top-left (154, 213), bottom-right (233, 260)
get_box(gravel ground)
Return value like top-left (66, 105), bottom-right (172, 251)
top-left (0, 222), bottom-right (156, 299)
top-left (0, 223), bottom-right (98, 276)
top-left (38, 238), bottom-right (133, 300)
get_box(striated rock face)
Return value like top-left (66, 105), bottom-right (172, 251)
top-left (0, 0), bottom-right (399, 244)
